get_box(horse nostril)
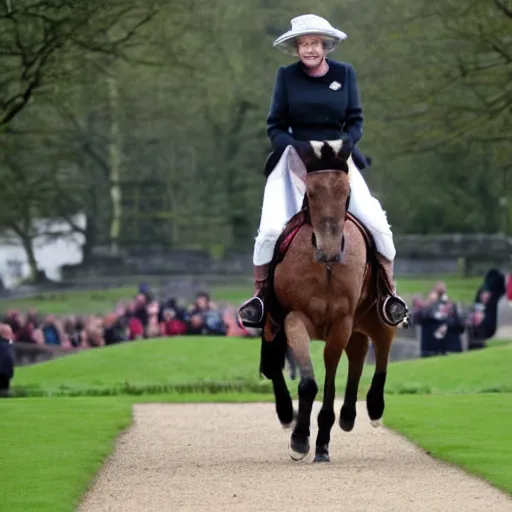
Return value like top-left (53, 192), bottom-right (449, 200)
top-left (315, 250), bottom-right (344, 264)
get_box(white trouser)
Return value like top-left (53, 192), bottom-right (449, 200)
top-left (253, 145), bottom-right (396, 265)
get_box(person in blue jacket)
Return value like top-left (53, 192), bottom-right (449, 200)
top-left (0, 323), bottom-right (14, 397)
top-left (238, 14), bottom-right (408, 329)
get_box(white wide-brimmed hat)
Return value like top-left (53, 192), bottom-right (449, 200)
top-left (273, 14), bottom-right (347, 56)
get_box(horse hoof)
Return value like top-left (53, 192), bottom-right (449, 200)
top-left (282, 419), bottom-right (296, 430)
top-left (281, 409), bottom-right (297, 430)
top-left (281, 419), bottom-right (294, 430)
top-left (313, 452), bottom-right (330, 463)
top-left (280, 409), bottom-right (297, 429)
top-left (366, 391), bottom-right (385, 422)
top-left (339, 405), bottom-right (356, 432)
top-left (289, 443), bottom-right (308, 461)
top-left (339, 419), bottom-right (355, 432)
top-left (370, 418), bottom-right (382, 428)
top-left (289, 435), bottom-right (309, 461)
top-left (314, 445), bottom-right (330, 462)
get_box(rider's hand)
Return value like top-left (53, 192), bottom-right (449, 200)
top-left (291, 140), bottom-right (311, 157)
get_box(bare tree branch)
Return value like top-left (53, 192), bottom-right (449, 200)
top-left (494, 0), bottom-right (512, 17)
top-left (0, 0), bottom-right (162, 126)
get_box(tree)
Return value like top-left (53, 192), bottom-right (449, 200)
top-left (385, 0), bottom-right (512, 233)
top-left (0, 0), bottom-right (159, 128)
top-left (0, 135), bottom-right (74, 281)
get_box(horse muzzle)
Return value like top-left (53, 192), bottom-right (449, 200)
top-left (315, 250), bottom-right (343, 263)
top-left (313, 233), bottom-right (346, 264)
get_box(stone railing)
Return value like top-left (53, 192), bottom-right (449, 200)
top-left (12, 342), bottom-right (77, 366)
top-left (57, 234), bottom-right (511, 281)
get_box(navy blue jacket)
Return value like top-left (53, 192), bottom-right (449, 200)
top-left (266, 58), bottom-right (363, 162)
top-left (0, 337), bottom-right (14, 381)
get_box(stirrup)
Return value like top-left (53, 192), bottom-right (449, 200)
top-left (381, 295), bottom-right (409, 327)
top-left (237, 296), bottom-right (265, 328)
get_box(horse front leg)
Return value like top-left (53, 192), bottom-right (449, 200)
top-left (284, 311), bottom-right (317, 461)
top-left (272, 370), bottom-right (295, 428)
top-left (339, 332), bottom-right (369, 432)
top-left (314, 319), bottom-right (352, 462)
top-left (367, 322), bottom-right (396, 426)
top-left (260, 328), bottom-right (295, 428)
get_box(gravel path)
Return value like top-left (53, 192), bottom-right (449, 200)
top-left (78, 401), bottom-right (512, 512)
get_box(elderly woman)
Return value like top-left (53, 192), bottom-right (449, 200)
top-left (238, 14), bottom-right (408, 328)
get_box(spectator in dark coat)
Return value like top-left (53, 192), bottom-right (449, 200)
top-left (468, 268), bottom-right (506, 349)
top-left (186, 292), bottom-right (227, 336)
top-left (0, 323), bottom-right (15, 397)
top-left (414, 288), bottom-right (464, 357)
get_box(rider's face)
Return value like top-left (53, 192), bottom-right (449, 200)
top-left (296, 36), bottom-right (326, 69)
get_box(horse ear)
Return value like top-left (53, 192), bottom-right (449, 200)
top-left (287, 145), bottom-right (308, 182)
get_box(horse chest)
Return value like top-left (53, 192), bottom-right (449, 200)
top-left (276, 266), bottom-right (353, 318)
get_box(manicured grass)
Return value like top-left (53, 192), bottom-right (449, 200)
top-left (12, 336), bottom-right (512, 398)
top-left (0, 287), bottom-right (137, 315)
top-left (1, 275), bottom-right (483, 316)
top-left (0, 397), bottom-right (132, 512)
top-left (383, 342), bottom-right (512, 395)
top-left (11, 337), bottom-right (272, 396)
top-left (384, 394), bottom-right (512, 495)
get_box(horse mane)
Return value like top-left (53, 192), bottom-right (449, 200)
top-left (295, 140), bottom-right (350, 174)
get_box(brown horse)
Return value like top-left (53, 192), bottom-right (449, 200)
top-left (259, 139), bottom-right (397, 463)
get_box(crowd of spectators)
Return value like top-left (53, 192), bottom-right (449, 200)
top-left (410, 269), bottom-right (509, 357)
top-left (0, 285), bottom-right (258, 396)
top-left (1, 286), bottom-right (253, 351)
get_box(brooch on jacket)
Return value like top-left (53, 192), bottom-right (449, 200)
top-left (329, 81), bottom-right (342, 90)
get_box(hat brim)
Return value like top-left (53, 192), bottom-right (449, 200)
top-left (273, 29), bottom-right (347, 56)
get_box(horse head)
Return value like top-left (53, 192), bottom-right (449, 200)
top-left (289, 139), bottom-right (351, 264)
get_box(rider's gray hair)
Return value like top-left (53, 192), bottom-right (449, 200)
top-left (321, 37), bottom-right (337, 51)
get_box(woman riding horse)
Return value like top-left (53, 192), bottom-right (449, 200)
top-left (238, 14), bottom-right (409, 328)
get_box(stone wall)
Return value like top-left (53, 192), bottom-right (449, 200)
top-left (394, 233), bottom-right (511, 258)
top-left (60, 234), bottom-right (511, 281)
top-left (12, 342), bottom-right (77, 366)
top-left (394, 234), bottom-right (511, 276)
top-left (61, 248), bottom-right (253, 281)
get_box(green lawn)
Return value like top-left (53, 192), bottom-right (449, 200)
top-left (1, 287), bottom-right (137, 315)
top-left (0, 398), bottom-right (132, 512)
top-left (12, 337), bottom-right (271, 397)
top-left (12, 336), bottom-right (511, 398)
top-left (383, 342), bottom-right (512, 394)
top-left (385, 394), bottom-right (512, 495)
top-left (1, 275), bottom-right (483, 316)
